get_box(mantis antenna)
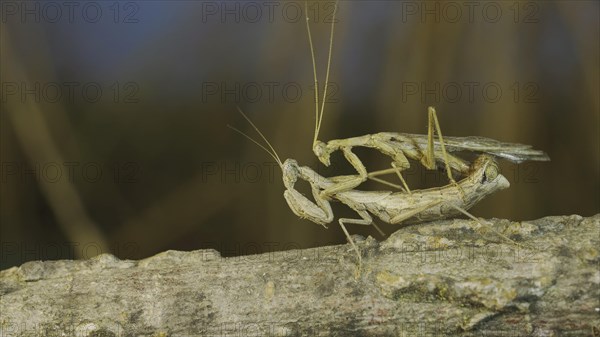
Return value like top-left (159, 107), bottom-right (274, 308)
top-left (305, 1), bottom-right (320, 147)
top-left (227, 107), bottom-right (283, 168)
top-left (305, 0), bottom-right (339, 148)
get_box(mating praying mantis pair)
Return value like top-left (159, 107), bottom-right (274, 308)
top-left (229, 1), bottom-right (549, 264)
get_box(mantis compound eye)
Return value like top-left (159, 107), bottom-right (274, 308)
top-left (482, 162), bottom-right (499, 183)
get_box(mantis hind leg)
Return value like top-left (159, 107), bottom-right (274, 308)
top-left (366, 164), bottom-right (412, 194)
top-left (338, 210), bottom-right (377, 266)
top-left (448, 204), bottom-right (527, 250)
top-left (424, 107), bottom-right (465, 198)
top-left (424, 107), bottom-right (455, 181)
top-left (356, 144), bottom-right (412, 193)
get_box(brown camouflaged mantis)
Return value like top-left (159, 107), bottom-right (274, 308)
top-left (305, 1), bottom-right (550, 198)
top-left (228, 109), bottom-right (514, 265)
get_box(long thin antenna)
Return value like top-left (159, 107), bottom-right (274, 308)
top-left (235, 106), bottom-right (283, 166)
top-left (227, 124), bottom-right (282, 168)
top-left (305, 1), bottom-right (320, 147)
top-left (316, 0), bottom-right (338, 138)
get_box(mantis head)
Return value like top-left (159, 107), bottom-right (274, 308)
top-left (471, 155), bottom-right (510, 194)
top-left (282, 159), bottom-right (300, 190)
top-left (313, 140), bottom-right (332, 166)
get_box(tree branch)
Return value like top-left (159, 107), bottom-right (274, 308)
top-left (1, 215), bottom-right (598, 336)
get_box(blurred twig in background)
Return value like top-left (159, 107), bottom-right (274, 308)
top-left (2, 29), bottom-right (108, 257)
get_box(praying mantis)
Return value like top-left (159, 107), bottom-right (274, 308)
top-left (305, 1), bottom-right (550, 198)
top-left (229, 109), bottom-right (512, 265)
top-left (227, 1), bottom-right (549, 264)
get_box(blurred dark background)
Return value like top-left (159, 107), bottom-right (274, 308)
top-left (1, 1), bottom-right (598, 270)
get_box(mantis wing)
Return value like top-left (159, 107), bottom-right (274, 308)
top-left (406, 134), bottom-right (550, 163)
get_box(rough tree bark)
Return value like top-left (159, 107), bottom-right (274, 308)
top-left (1, 215), bottom-right (599, 337)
